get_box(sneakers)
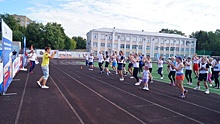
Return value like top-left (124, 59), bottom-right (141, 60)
top-left (107, 73), bottom-right (109, 76)
top-left (139, 79), bottom-right (142, 83)
top-left (116, 72), bottom-right (118, 74)
top-left (130, 76), bottom-right (134, 79)
top-left (194, 86), bottom-right (200, 90)
top-left (205, 89), bottom-right (210, 94)
top-left (188, 82), bottom-right (193, 85)
top-left (143, 87), bottom-right (149, 91)
top-left (209, 84), bottom-right (213, 87)
top-left (179, 94), bottom-right (185, 98)
top-left (184, 89), bottom-right (188, 94)
top-left (41, 85), bottom-right (49, 89)
top-left (135, 82), bottom-right (141, 86)
top-left (150, 80), bottom-right (153, 83)
top-left (160, 77), bottom-right (163, 79)
top-left (172, 83), bottom-right (176, 87)
top-left (37, 81), bottom-right (41, 87)
top-left (120, 78), bottom-right (124, 81)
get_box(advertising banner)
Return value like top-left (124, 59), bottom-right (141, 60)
top-left (22, 37), bottom-right (28, 68)
top-left (0, 62), bottom-right (3, 92)
top-left (12, 57), bottom-right (20, 78)
top-left (1, 19), bottom-right (13, 93)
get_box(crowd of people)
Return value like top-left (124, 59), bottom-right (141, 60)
top-left (83, 52), bottom-right (220, 99)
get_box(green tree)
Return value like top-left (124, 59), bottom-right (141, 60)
top-left (64, 36), bottom-right (76, 50)
top-left (72, 36), bottom-right (86, 49)
top-left (159, 28), bottom-right (185, 36)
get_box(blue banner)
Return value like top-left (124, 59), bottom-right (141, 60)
top-left (1, 19), bottom-right (13, 93)
top-left (22, 36), bottom-right (28, 68)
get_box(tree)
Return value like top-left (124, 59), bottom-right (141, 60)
top-left (64, 36), bottom-right (76, 50)
top-left (159, 28), bottom-right (185, 36)
top-left (72, 36), bottom-right (86, 49)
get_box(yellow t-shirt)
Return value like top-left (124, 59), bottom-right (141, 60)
top-left (41, 52), bottom-right (50, 66)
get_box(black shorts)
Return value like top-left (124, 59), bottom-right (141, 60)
top-left (149, 68), bottom-right (152, 73)
top-left (198, 73), bottom-right (208, 81)
top-left (123, 63), bottom-right (126, 67)
top-left (89, 62), bottom-right (93, 66)
top-left (128, 63), bottom-right (133, 68)
top-left (105, 62), bottom-right (109, 67)
top-left (117, 63), bottom-right (123, 71)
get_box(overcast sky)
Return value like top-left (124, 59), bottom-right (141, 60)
top-left (1, 0), bottom-right (220, 38)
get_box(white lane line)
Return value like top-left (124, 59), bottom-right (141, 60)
top-left (15, 73), bottom-right (29, 124)
top-left (53, 66), bottom-right (146, 124)
top-left (50, 76), bottom-right (85, 124)
top-left (62, 66), bottom-right (204, 124)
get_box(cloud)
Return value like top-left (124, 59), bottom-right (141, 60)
top-left (27, 0), bottom-right (220, 38)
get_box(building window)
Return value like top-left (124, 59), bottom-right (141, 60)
top-left (120, 44), bottom-right (125, 49)
top-left (138, 45), bottom-right (142, 49)
top-left (160, 47), bottom-right (164, 50)
top-left (93, 42), bottom-right (98, 47)
top-left (107, 43), bottom-right (111, 48)
top-left (181, 41), bottom-right (184, 45)
top-left (126, 36), bottom-right (130, 41)
top-left (146, 46), bottom-right (150, 50)
top-left (113, 44), bottom-right (118, 49)
top-left (170, 40), bottom-right (174, 44)
top-left (154, 39), bottom-right (158, 43)
top-left (170, 47), bottom-right (175, 51)
top-left (93, 34), bottom-right (98, 39)
top-left (166, 47), bottom-right (169, 51)
top-left (120, 36), bottom-right (125, 41)
top-left (176, 47), bottom-right (179, 51)
top-left (115, 35), bottom-right (118, 40)
top-left (101, 35), bottom-right (105, 40)
top-left (160, 40), bottom-right (164, 44)
top-left (186, 48), bottom-right (189, 52)
top-left (139, 38), bottom-right (143, 42)
top-left (126, 45), bottom-right (130, 49)
top-left (132, 45), bottom-right (136, 49)
top-left (165, 40), bottom-right (169, 44)
top-left (181, 48), bottom-right (184, 51)
top-left (94, 51), bottom-right (97, 56)
top-left (176, 40), bottom-right (180, 44)
top-left (108, 36), bottom-right (112, 40)
top-left (191, 41), bottom-right (194, 46)
top-left (101, 43), bottom-right (105, 47)
top-left (126, 52), bottom-right (130, 57)
top-left (154, 46), bottom-right (159, 50)
top-left (132, 37), bottom-right (137, 42)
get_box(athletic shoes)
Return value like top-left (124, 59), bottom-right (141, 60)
top-left (116, 72), bottom-right (118, 74)
top-left (120, 78), bottom-right (124, 81)
top-left (194, 86), bottom-right (200, 90)
top-left (184, 89), bottom-right (188, 94)
top-left (41, 85), bottom-right (49, 89)
top-left (143, 87), bottom-right (149, 91)
top-left (107, 72), bottom-right (109, 76)
top-left (130, 76), bottom-right (134, 79)
top-left (205, 89), bottom-right (210, 94)
top-left (188, 82), bottom-right (193, 85)
top-left (172, 83), bottom-right (176, 87)
top-left (209, 84), bottom-right (213, 87)
top-left (179, 94), bottom-right (185, 98)
top-left (135, 82), bottom-right (141, 86)
top-left (37, 81), bottom-right (41, 87)
top-left (150, 81), bottom-right (153, 83)
top-left (139, 79), bottom-right (142, 83)
top-left (160, 77), bottom-right (163, 79)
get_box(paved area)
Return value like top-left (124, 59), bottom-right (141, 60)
top-left (1, 59), bottom-right (220, 124)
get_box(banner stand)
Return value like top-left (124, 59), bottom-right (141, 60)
top-left (13, 79), bottom-right (21, 81)
top-left (1, 92), bottom-right (17, 96)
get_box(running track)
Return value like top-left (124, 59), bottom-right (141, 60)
top-left (0, 59), bottom-right (220, 124)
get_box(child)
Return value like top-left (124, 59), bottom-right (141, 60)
top-left (143, 66), bottom-right (152, 91)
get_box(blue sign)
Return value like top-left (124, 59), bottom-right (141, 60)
top-left (1, 19), bottom-right (13, 93)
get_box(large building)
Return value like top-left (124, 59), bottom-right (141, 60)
top-left (12, 14), bottom-right (33, 27)
top-left (86, 28), bottom-right (197, 59)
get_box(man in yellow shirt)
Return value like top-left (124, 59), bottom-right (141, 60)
top-left (37, 47), bottom-right (56, 89)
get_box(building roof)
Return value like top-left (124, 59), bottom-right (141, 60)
top-left (90, 28), bottom-right (196, 40)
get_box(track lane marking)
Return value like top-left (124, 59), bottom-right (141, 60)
top-left (52, 65), bottom-right (146, 124)
top-left (50, 76), bottom-right (85, 124)
top-left (58, 65), bottom-right (204, 124)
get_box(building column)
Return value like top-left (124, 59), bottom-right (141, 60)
top-left (117, 36), bottom-right (121, 53)
top-left (174, 39), bottom-right (176, 56)
top-left (184, 40), bottom-right (187, 56)
top-left (129, 36), bottom-right (132, 53)
top-left (168, 39), bottom-right (171, 57)
top-left (90, 33), bottom-right (93, 53)
top-left (143, 37), bottom-right (146, 57)
top-left (163, 39), bottom-right (166, 57)
top-left (112, 31), bottom-right (115, 52)
top-left (178, 40), bottom-right (181, 55)
top-left (98, 33), bottom-right (101, 52)
top-left (136, 36), bottom-right (139, 54)
top-left (158, 38), bottom-right (161, 55)
top-left (151, 37), bottom-right (155, 58)
top-left (105, 35), bottom-right (107, 52)
top-left (189, 41), bottom-right (191, 57)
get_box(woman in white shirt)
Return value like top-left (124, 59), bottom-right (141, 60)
top-left (185, 57), bottom-right (193, 85)
top-left (157, 56), bottom-right (164, 79)
top-left (98, 52), bottom-right (104, 74)
top-left (28, 50), bottom-right (38, 73)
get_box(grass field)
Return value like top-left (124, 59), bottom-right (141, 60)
top-left (86, 61), bottom-right (220, 94)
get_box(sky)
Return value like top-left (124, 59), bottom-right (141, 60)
top-left (0, 0), bottom-right (220, 38)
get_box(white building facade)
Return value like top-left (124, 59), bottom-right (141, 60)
top-left (86, 28), bottom-right (197, 59)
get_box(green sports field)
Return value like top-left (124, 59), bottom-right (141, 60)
top-left (89, 62), bottom-right (220, 94)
